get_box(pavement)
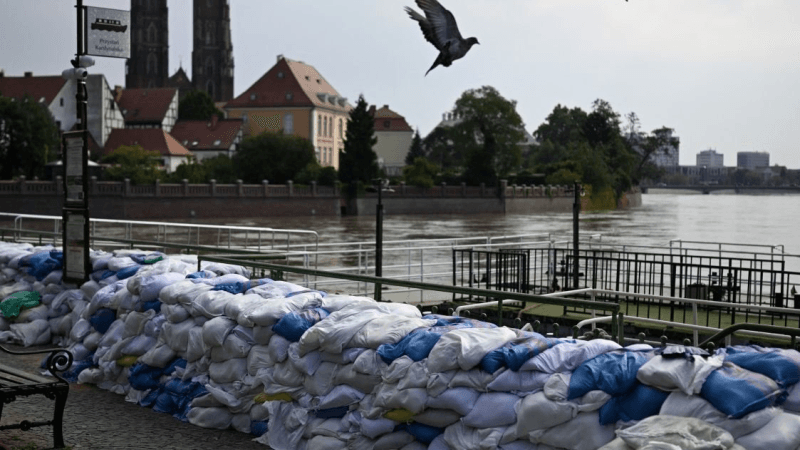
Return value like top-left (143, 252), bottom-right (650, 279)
top-left (0, 346), bottom-right (271, 450)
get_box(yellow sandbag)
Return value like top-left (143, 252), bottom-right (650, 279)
top-left (384, 408), bottom-right (415, 422)
top-left (254, 392), bottom-right (293, 403)
top-left (116, 355), bottom-right (139, 367)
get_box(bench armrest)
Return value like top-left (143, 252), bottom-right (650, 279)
top-left (0, 343), bottom-right (74, 381)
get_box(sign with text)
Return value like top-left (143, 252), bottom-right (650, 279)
top-left (63, 208), bottom-right (90, 283)
top-left (85, 6), bottom-right (130, 59)
top-left (62, 130), bottom-right (88, 208)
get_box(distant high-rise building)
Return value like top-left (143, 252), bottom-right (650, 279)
top-left (191, 0), bottom-right (234, 102)
top-left (737, 151), bottom-right (769, 170)
top-left (696, 149), bottom-right (723, 168)
top-left (126, 0), bottom-right (169, 89)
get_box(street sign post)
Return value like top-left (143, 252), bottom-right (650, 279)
top-left (85, 7), bottom-right (130, 59)
top-left (62, 130), bottom-right (88, 208)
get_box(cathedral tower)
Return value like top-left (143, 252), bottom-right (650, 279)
top-left (192, 0), bottom-right (234, 102)
top-left (126, 0), bottom-right (169, 89)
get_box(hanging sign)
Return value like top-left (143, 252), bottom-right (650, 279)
top-left (85, 6), bottom-right (130, 59)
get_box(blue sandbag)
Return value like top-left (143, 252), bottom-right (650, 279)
top-left (598, 382), bottom-right (669, 425)
top-left (130, 253), bottom-right (165, 265)
top-left (480, 349), bottom-right (507, 373)
top-left (315, 406), bottom-right (349, 419)
top-left (186, 271), bottom-right (213, 279)
top-left (212, 279), bottom-right (270, 295)
top-left (568, 350), bottom-right (651, 399)
top-left (250, 420), bottom-right (269, 436)
top-left (163, 358), bottom-right (187, 376)
top-left (89, 308), bottom-right (116, 334)
top-left (272, 308), bottom-right (329, 342)
top-left (724, 346), bottom-right (800, 387)
top-left (129, 362), bottom-right (165, 391)
top-left (142, 299), bottom-right (162, 313)
top-left (399, 422), bottom-right (443, 444)
top-left (378, 327), bottom-right (452, 364)
top-left (61, 354), bottom-right (96, 383)
top-left (700, 361), bottom-right (785, 418)
top-left (503, 332), bottom-right (562, 371)
top-left (139, 386), bottom-right (162, 407)
top-left (22, 250), bottom-right (63, 281)
top-left (116, 264), bottom-right (141, 280)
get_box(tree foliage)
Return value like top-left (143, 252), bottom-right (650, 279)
top-left (405, 129), bottom-right (425, 165)
top-left (339, 95), bottom-right (379, 186)
top-left (454, 86), bottom-right (524, 186)
top-left (403, 156), bottom-right (438, 188)
top-left (0, 95), bottom-right (60, 179)
top-left (233, 131), bottom-right (316, 184)
top-left (178, 90), bottom-right (224, 121)
top-left (101, 145), bottom-right (165, 184)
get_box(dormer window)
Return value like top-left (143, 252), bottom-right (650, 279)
top-left (285, 92), bottom-right (293, 100)
top-left (183, 140), bottom-right (188, 146)
top-left (213, 139), bottom-right (221, 146)
top-left (277, 71), bottom-right (284, 78)
top-left (191, 141), bottom-right (199, 146)
top-left (250, 93), bottom-right (256, 101)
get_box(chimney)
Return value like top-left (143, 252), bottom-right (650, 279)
top-left (24, 71), bottom-right (33, 77)
top-left (383, 105), bottom-right (389, 110)
top-left (0, 69), bottom-right (4, 78)
top-left (277, 54), bottom-right (284, 62)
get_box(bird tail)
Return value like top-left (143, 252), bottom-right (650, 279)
top-left (425, 59), bottom-right (439, 76)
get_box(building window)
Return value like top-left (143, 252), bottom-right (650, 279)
top-left (285, 92), bottom-right (292, 100)
top-left (60, 97), bottom-right (64, 107)
top-left (147, 23), bottom-right (156, 43)
top-left (384, 120), bottom-right (391, 129)
top-left (206, 80), bottom-right (215, 98)
top-left (315, 147), bottom-right (320, 162)
top-left (317, 115), bottom-right (321, 136)
top-left (339, 119), bottom-right (343, 138)
top-left (205, 57), bottom-right (214, 77)
top-left (323, 116), bottom-right (328, 137)
top-left (147, 53), bottom-right (157, 74)
top-left (284, 113), bottom-right (294, 134)
top-left (277, 71), bottom-right (284, 79)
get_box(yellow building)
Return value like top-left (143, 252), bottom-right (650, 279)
top-left (224, 55), bottom-right (350, 170)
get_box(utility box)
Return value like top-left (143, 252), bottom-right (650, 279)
top-left (685, 283), bottom-right (708, 300)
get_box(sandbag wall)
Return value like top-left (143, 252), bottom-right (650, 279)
top-left (3, 240), bottom-right (800, 450)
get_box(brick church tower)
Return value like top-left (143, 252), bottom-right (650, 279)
top-left (191, 0), bottom-right (235, 102)
top-left (126, 0), bottom-right (170, 89)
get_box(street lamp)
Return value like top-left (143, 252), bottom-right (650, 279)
top-left (572, 181), bottom-right (585, 290)
top-left (369, 178), bottom-right (394, 300)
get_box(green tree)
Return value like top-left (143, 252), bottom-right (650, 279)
top-left (233, 131), bottom-right (315, 184)
top-left (630, 126), bottom-right (679, 183)
top-left (101, 145), bottom-right (164, 184)
top-left (422, 125), bottom-right (467, 171)
top-left (339, 95), bottom-right (379, 187)
top-left (405, 129), bottom-right (425, 165)
top-left (403, 156), bottom-right (438, 188)
top-left (178, 90), bottom-right (223, 121)
top-left (453, 86), bottom-right (524, 186)
top-left (318, 166), bottom-right (338, 186)
top-left (202, 154), bottom-right (237, 183)
top-left (168, 157), bottom-right (206, 183)
top-left (0, 95), bottom-right (60, 179)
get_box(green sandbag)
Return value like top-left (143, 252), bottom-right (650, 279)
top-left (0, 291), bottom-right (42, 319)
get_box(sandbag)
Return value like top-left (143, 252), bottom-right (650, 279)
top-left (528, 410), bottom-right (616, 450)
top-left (612, 415), bottom-right (734, 450)
top-left (735, 411), bottom-right (800, 450)
top-left (659, 391), bottom-right (780, 439)
top-left (700, 361), bottom-right (783, 418)
top-left (568, 350), bottom-right (651, 399)
top-left (427, 327), bottom-right (518, 373)
top-left (636, 353), bottom-right (724, 395)
top-left (520, 339), bottom-right (622, 372)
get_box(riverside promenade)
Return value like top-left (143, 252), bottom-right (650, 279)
top-left (0, 346), bottom-right (269, 450)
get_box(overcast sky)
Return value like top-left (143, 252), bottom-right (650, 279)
top-left (1, 0), bottom-right (799, 168)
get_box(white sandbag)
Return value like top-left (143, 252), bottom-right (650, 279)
top-left (360, 416), bottom-right (396, 439)
top-left (208, 357), bottom-right (247, 384)
top-left (488, 368), bottom-right (550, 393)
top-left (223, 293), bottom-right (264, 322)
top-left (262, 401), bottom-right (309, 450)
top-left (449, 368), bottom-right (502, 390)
top-left (413, 408), bottom-right (462, 427)
top-left (82, 331), bottom-right (102, 351)
top-left (426, 370), bottom-right (456, 397)
top-left (427, 327), bottom-right (518, 373)
top-left (136, 271), bottom-right (185, 302)
top-left (317, 294), bottom-right (375, 312)
top-left (520, 339), bottom-right (622, 372)
top-left (347, 314), bottom-right (436, 349)
top-left (50, 289), bottom-right (83, 311)
top-left (185, 325), bottom-right (209, 362)
top-left (210, 332), bottom-right (252, 362)
top-left (161, 303), bottom-right (190, 323)
top-left (192, 290), bottom-right (236, 318)
top-left (307, 436), bottom-right (345, 450)
top-left (246, 279), bottom-right (310, 299)
top-left (542, 372), bottom-right (611, 412)
top-left (352, 349), bottom-right (387, 376)
top-left (204, 382), bottom-right (244, 409)
top-left (85, 280), bottom-right (126, 317)
top-left (80, 280), bottom-right (101, 303)
top-left (502, 391), bottom-right (577, 443)
top-left (107, 255), bottom-right (138, 272)
top-left (288, 345), bottom-right (322, 377)
top-left (374, 431), bottom-right (415, 450)
top-left (252, 325), bottom-right (274, 345)
top-left (636, 354), bottom-right (724, 395)
top-left (461, 392), bottom-right (519, 428)
top-left (332, 363), bottom-right (379, 394)
top-left (161, 318), bottom-right (195, 353)
top-left (108, 286), bottom-right (132, 311)
top-left (201, 316), bottom-right (237, 348)
top-left (242, 292), bottom-right (322, 328)
top-left (187, 406), bottom-right (233, 430)
top-left (250, 402), bottom-right (270, 421)
top-left (231, 413), bottom-right (251, 434)
top-left (97, 319), bottom-right (126, 348)
top-left (121, 334), bottom-right (157, 357)
top-left (268, 335), bottom-right (291, 363)
top-left (158, 280), bottom-right (213, 306)
top-left (318, 384), bottom-right (366, 410)
top-left (660, 391), bottom-right (780, 439)
top-left (529, 410), bottom-right (616, 450)
top-left (304, 361), bottom-right (338, 397)
top-left (138, 342), bottom-right (177, 368)
top-left (78, 367), bottom-right (104, 384)
top-left (443, 421), bottom-right (505, 450)
top-left (1, 319), bottom-right (51, 346)
top-left (123, 310), bottom-right (155, 337)
top-left (193, 273), bottom-right (250, 286)
top-left (142, 313), bottom-right (166, 338)
top-left (396, 361), bottom-right (430, 391)
top-left (16, 304), bottom-right (49, 322)
top-left (373, 384), bottom-right (428, 414)
top-left (41, 269), bottom-right (62, 285)
top-left (272, 360), bottom-right (304, 387)
top-left (426, 386), bottom-right (480, 415)
top-left (736, 412), bottom-right (800, 450)
top-left (247, 344), bottom-right (274, 376)
top-left (613, 415), bottom-right (734, 450)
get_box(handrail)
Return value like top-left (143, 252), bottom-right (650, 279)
top-left (699, 323), bottom-right (800, 349)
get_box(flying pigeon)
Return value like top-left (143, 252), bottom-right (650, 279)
top-left (405, 0), bottom-right (479, 76)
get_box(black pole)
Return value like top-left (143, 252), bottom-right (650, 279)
top-left (573, 181), bottom-right (580, 290)
top-left (376, 183), bottom-right (383, 278)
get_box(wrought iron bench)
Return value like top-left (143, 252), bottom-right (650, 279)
top-left (0, 343), bottom-right (73, 449)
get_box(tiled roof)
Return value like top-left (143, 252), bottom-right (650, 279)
top-left (225, 56), bottom-right (350, 112)
top-left (104, 128), bottom-right (192, 158)
top-left (170, 117), bottom-right (243, 151)
top-left (371, 105), bottom-right (413, 132)
top-left (0, 75), bottom-right (67, 105)
top-left (117, 88), bottom-right (177, 124)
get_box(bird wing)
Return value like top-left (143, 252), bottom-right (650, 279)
top-left (408, 0), bottom-right (463, 50)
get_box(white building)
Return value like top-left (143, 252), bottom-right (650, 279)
top-left (370, 105), bottom-right (414, 176)
top-left (696, 149), bottom-right (724, 168)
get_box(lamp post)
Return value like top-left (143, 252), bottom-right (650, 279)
top-left (371, 178), bottom-right (394, 301)
top-left (572, 181), bottom-right (584, 290)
